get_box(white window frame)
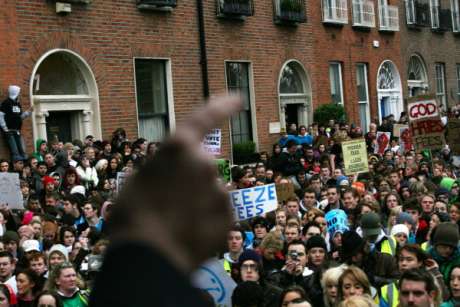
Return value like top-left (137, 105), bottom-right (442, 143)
top-left (224, 60), bottom-right (258, 150)
top-left (133, 57), bottom-right (176, 141)
top-left (322, 0), bottom-right (348, 24)
top-left (356, 63), bottom-right (371, 133)
top-left (405, 0), bottom-right (416, 24)
top-left (329, 62), bottom-right (344, 105)
top-left (435, 63), bottom-right (447, 109)
top-left (352, 0), bottom-right (375, 27)
top-left (430, 0), bottom-right (440, 28)
top-left (451, 0), bottom-right (460, 32)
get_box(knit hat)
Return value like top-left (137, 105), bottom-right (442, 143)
top-left (396, 212), bottom-right (416, 228)
top-left (48, 244), bottom-right (69, 262)
top-left (306, 235), bottom-right (327, 251)
top-left (341, 231), bottom-right (365, 259)
top-left (238, 249), bottom-right (261, 265)
top-left (22, 240), bottom-right (40, 253)
top-left (336, 176), bottom-right (349, 187)
top-left (2, 231), bottom-right (19, 245)
top-left (70, 185), bottom-right (86, 196)
top-left (440, 177), bottom-right (456, 192)
top-left (42, 176), bottom-right (56, 186)
top-left (433, 222), bottom-right (459, 248)
top-left (251, 216), bottom-right (270, 232)
top-left (390, 224), bottom-right (409, 238)
top-left (361, 212), bottom-right (381, 237)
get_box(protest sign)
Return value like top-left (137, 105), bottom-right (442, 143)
top-left (341, 139), bottom-right (369, 175)
top-left (408, 95), bottom-right (445, 151)
top-left (393, 124), bottom-right (408, 137)
top-left (447, 118), bottom-right (460, 155)
top-left (116, 172), bottom-right (128, 194)
top-left (276, 182), bottom-right (295, 202)
top-left (192, 258), bottom-right (236, 307)
top-left (325, 209), bottom-right (349, 237)
top-left (203, 128), bottom-right (222, 155)
top-left (216, 159), bottom-right (231, 183)
top-left (0, 173), bottom-right (23, 209)
top-left (375, 132), bottom-right (391, 155)
top-left (230, 184), bottom-right (278, 221)
top-left (399, 126), bottom-right (413, 153)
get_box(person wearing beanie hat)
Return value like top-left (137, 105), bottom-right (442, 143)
top-left (390, 224), bottom-right (409, 247)
top-left (232, 281), bottom-right (264, 307)
top-left (251, 217), bottom-right (269, 249)
top-left (428, 222), bottom-right (460, 284)
top-left (2, 231), bottom-right (21, 259)
top-left (340, 231), bottom-right (398, 289)
top-left (48, 244), bottom-right (69, 270)
top-left (305, 235), bottom-right (327, 268)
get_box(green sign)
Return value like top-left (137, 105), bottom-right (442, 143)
top-left (342, 139), bottom-right (369, 175)
top-left (216, 159), bottom-right (231, 183)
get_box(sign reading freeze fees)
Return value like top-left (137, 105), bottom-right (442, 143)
top-left (230, 184), bottom-right (278, 221)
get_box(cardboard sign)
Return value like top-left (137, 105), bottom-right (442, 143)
top-left (325, 209), bottom-right (349, 237)
top-left (375, 132), bottom-right (391, 155)
top-left (276, 182), bottom-right (295, 202)
top-left (399, 126), bottom-right (413, 153)
top-left (393, 124), bottom-right (408, 137)
top-left (447, 118), bottom-right (460, 155)
top-left (203, 129), bottom-right (222, 155)
top-left (230, 184), bottom-right (278, 221)
top-left (216, 159), bottom-right (231, 183)
top-left (192, 258), bottom-right (237, 307)
top-left (0, 173), bottom-right (23, 209)
top-left (341, 139), bottom-right (369, 175)
top-left (408, 95), bottom-right (445, 151)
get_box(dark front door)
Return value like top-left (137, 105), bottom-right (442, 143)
top-left (46, 111), bottom-right (72, 143)
top-left (285, 104), bottom-right (299, 131)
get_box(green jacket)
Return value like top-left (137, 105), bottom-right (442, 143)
top-left (32, 138), bottom-right (46, 162)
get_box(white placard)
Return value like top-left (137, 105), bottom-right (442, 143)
top-left (203, 128), bottom-right (222, 155)
top-left (0, 173), bottom-right (23, 209)
top-left (269, 122), bottom-right (281, 134)
top-left (192, 258), bottom-right (236, 307)
top-left (229, 184), bottom-right (278, 221)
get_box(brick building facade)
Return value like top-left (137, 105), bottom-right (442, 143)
top-left (0, 0), bottom-right (458, 160)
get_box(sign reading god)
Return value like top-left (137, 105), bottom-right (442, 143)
top-left (408, 95), bottom-right (445, 151)
top-left (341, 139), bottom-right (369, 175)
top-left (229, 184), bottom-right (278, 221)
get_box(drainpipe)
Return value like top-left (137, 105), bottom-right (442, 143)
top-left (196, 0), bottom-right (210, 98)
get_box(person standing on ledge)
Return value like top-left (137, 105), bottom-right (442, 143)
top-left (0, 85), bottom-right (33, 162)
top-left (90, 95), bottom-right (242, 307)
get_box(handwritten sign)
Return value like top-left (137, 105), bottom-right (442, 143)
top-left (216, 159), bottom-right (231, 183)
top-left (230, 184), bottom-right (278, 221)
top-left (116, 172), bottom-right (128, 194)
top-left (341, 139), bottom-right (369, 175)
top-left (192, 258), bottom-right (236, 307)
top-left (0, 173), bottom-right (23, 209)
top-left (447, 118), bottom-right (460, 155)
top-left (393, 124), bottom-right (408, 137)
top-left (203, 129), bottom-right (222, 155)
top-left (325, 209), bottom-right (349, 237)
top-left (408, 95), bottom-right (445, 151)
top-left (375, 132), bottom-right (391, 155)
top-left (399, 126), bottom-right (413, 153)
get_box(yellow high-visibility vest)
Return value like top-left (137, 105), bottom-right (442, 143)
top-left (381, 282), bottom-right (399, 307)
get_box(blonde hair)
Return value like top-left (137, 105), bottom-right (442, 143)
top-left (338, 295), bottom-right (377, 307)
top-left (387, 206), bottom-right (403, 232)
top-left (321, 265), bottom-right (347, 307)
top-left (338, 266), bottom-right (372, 301)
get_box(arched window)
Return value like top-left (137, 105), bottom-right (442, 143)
top-left (407, 54), bottom-right (428, 97)
top-left (377, 60), bottom-right (403, 122)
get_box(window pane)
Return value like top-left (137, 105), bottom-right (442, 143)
top-left (356, 64), bottom-right (368, 102)
top-left (359, 103), bottom-right (369, 131)
top-left (226, 62), bottom-right (253, 144)
top-left (280, 64), bottom-right (304, 94)
top-left (329, 63), bottom-right (343, 104)
top-left (457, 64), bottom-right (460, 100)
top-left (135, 59), bottom-right (169, 141)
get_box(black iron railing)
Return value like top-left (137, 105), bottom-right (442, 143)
top-left (274, 0), bottom-right (306, 24)
top-left (137, 0), bottom-right (177, 9)
top-left (217, 0), bottom-right (254, 17)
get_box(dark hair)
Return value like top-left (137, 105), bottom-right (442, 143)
top-left (230, 225), bottom-right (246, 243)
top-left (447, 264), bottom-right (460, 297)
top-left (303, 187), bottom-right (316, 196)
top-left (16, 268), bottom-right (40, 295)
top-left (287, 239), bottom-right (306, 252)
top-left (36, 290), bottom-right (63, 307)
top-left (59, 226), bottom-right (77, 245)
top-left (0, 252), bottom-right (14, 263)
top-left (279, 285), bottom-right (307, 307)
top-left (232, 281), bottom-right (264, 307)
top-left (301, 222), bottom-right (321, 237)
top-left (0, 284), bottom-right (12, 306)
top-left (398, 268), bottom-right (436, 293)
top-left (397, 244), bottom-right (428, 263)
top-left (286, 140), bottom-right (298, 149)
top-left (403, 198), bottom-right (422, 214)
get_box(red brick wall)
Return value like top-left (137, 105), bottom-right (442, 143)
top-left (310, 0), bottom-right (402, 127)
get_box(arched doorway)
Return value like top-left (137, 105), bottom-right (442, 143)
top-left (278, 60), bottom-right (312, 131)
top-left (377, 60), bottom-right (403, 122)
top-left (407, 54), bottom-right (428, 97)
top-left (30, 49), bottom-right (101, 143)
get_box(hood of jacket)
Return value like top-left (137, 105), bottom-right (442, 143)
top-left (35, 138), bottom-right (46, 152)
top-left (8, 85), bottom-right (20, 101)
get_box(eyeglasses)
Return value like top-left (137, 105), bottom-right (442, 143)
top-left (241, 264), bottom-right (258, 271)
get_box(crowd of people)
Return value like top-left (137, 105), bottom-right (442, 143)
top-left (0, 127), bottom-right (159, 307)
top-left (0, 103), bottom-right (460, 307)
top-left (223, 116), bottom-right (460, 307)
